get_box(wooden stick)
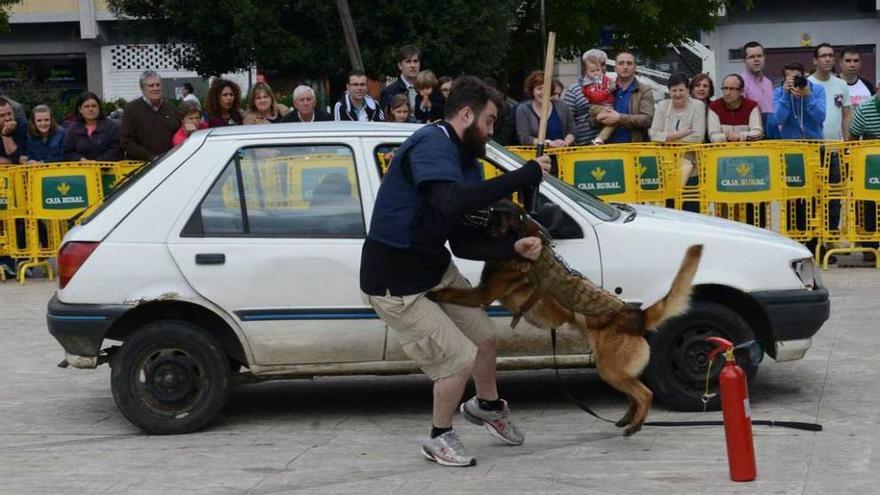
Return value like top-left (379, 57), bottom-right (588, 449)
top-left (535, 31), bottom-right (556, 155)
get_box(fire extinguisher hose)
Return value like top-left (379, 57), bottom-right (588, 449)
top-left (549, 329), bottom-right (823, 432)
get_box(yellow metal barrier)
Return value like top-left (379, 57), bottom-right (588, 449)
top-left (775, 141), bottom-right (822, 242)
top-left (821, 140), bottom-right (880, 268)
top-left (0, 161), bottom-right (142, 284)
top-left (554, 144), bottom-right (681, 205)
top-left (0, 168), bottom-right (9, 282)
top-left (506, 147), bottom-right (537, 161)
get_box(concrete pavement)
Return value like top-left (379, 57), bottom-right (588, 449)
top-left (0, 265), bottom-right (877, 494)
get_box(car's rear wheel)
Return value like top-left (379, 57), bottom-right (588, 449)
top-left (644, 301), bottom-right (759, 411)
top-left (111, 320), bottom-right (229, 434)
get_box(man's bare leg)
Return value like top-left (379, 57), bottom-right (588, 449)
top-left (472, 337), bottom-right (499, 401)
top-left (432, 362), bottom-right (475, 427)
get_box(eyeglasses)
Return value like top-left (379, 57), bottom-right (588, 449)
top-left (721, 86), bottom-right (742, 91)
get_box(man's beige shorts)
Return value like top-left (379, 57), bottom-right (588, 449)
top-left (362, 263), bottom-right (496, 380)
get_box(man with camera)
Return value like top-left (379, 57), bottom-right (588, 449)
top-left (771, 62), bottom-right (825, 139)
top-left (771, 62), bottom-right (828, 256)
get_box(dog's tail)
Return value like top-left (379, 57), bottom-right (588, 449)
top-left (642, 244), bottom-right (703, 330)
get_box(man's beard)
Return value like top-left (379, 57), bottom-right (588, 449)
top-left (462, 121), bottom-right (489, 158)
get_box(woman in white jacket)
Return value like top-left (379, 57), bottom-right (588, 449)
top-left (649, 73), bottom-right (706, 185)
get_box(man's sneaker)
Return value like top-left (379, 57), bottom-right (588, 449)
top-left (460, 396), bottom-right (524, 446)
top-left (421, 430), bottom-right (476, 467)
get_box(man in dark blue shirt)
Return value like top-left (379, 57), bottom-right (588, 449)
top-left (361, 76), bottom-right (550, 467)
top-left (0, 97), bottom-right (28, 164)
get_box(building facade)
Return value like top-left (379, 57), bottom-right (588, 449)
top-left (702, 0), bottom-right (879, 89)
top-left (0, 0), bottom-right (250, 102)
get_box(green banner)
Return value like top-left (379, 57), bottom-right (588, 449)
top-left (637, 156), bottom-right (660, 191)
top-left (784, 153), bottom-right (806, 188)
top-left (865, 155), bottom-right (880, 190)
top-left (42, 175), bottom-right (89, 210)
top-left (101, 173), bottom-right (117, 197)
top-left (573, 159), bottom-right (626, 195)
top-left (716, 156), bottom-right (771, 193)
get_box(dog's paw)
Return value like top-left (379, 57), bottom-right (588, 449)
top-left (622, 424), bottom-right (642, 437)
top-left (614, 418), bottom-right (629, 428)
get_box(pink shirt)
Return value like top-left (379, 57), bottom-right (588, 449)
top-left (741, 71), bottom-right (774, 114)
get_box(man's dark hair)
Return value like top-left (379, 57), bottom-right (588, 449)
top-left (722, 73), bottom-right (745, 90)
top-left (397, 45), bottom-right (420, 63)
top-left (347, 69), bottom-right (367, 82)
top-left (0, 97), bottom-right (10, 109)
top-left (445, 76), bottom-right (503, 119)
top-left (439, 76), bottom-right (452, 86)
top-left (74, 91), bottom-right (106, 121)
top-left (742, 41), bottom-right (763, 54)
top-left (615, 50), bottom-right (636, 61)
top-left (182, 82), bottom-right (194, 93)
top-left (840, 45), bottom-right (862, 58)
top-left (813, 42), bottom-right (834, 59)
top-left (667, 73), bottom-right (689, 89)
top-left (782, 62), bottom-right (805, 76)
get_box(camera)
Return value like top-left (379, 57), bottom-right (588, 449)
top-left (793, 74), bottom-right (808, 89)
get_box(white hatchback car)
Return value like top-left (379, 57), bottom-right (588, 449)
top-left (47, 122), bottom-right (829, 434)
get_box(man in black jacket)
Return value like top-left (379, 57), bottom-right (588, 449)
top-left (361, 76), bottom-right (551, 467)
top-left (334, 70), bottom-right (384, 122)
top-left (379, 46), bottom-right (421, 110)
top-left (281, 85), bottom-right (332, 123)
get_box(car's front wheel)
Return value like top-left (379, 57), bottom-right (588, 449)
top-left (111, 320), bottom-right (230, 434)
top-left (644, 301), bottom-right (759, 411)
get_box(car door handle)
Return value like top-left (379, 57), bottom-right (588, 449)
top-left (195, 253), bottom-right (225, 265)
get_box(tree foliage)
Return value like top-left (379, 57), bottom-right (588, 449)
top-left (108, 0), bottom-right (731, 79)
top-left (0, 0), bottom-right (21, 33)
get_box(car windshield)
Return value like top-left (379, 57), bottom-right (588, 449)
top-left (489, 144), bottom-right (620, 222)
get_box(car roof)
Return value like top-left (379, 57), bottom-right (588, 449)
top-left (205, 121), bottom-right (424, 138)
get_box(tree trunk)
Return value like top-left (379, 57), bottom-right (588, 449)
top-left (336, 0), bottom-right (364, 72)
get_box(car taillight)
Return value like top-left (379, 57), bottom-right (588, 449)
top-left (58, 241), bottom-right (99, 289)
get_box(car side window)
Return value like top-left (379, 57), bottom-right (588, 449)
top-left (186, 144), bottom-right (366, 238)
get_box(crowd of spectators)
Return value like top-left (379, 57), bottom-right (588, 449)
top-left (0, 42), bottom-right (877, 255)
top-left (2, 41), bottom-right (874, 170)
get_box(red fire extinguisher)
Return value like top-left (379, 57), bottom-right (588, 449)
top-left (707, 336), bottom-right (757, 482)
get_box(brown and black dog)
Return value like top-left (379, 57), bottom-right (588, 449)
top-left (430, 200), bottom-right (703, 435)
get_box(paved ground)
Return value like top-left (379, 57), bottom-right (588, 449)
top-left (0, 264), bottom-right (876, 494)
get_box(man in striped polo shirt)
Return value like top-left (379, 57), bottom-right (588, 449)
top-left (849, 93), bottom-right (880, 259)
top-left (562, 49), bottom-right (605, 145)
top-left (850, 94), bottom-right (880, 140)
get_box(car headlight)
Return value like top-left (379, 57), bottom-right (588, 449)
top-left (791, 257), bottom-right (821, 289)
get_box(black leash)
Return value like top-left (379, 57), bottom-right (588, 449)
top-left (549, 328), bottom-right (823, 432)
